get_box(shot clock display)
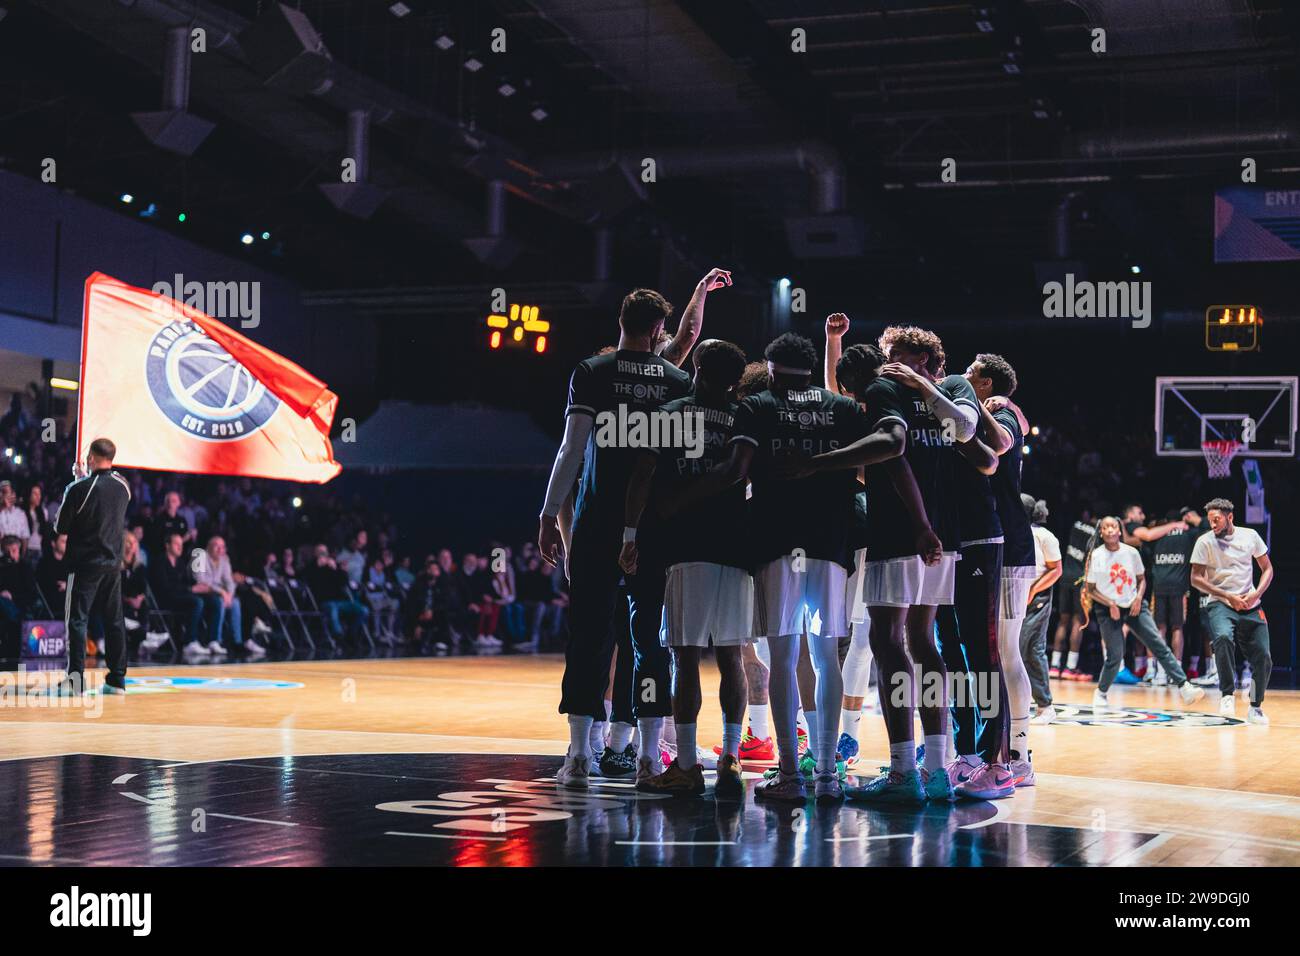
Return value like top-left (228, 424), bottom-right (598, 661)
top-left (486, 303), bottom-right (550, 353)
top-left (1205, 305), bottom-right (1261, 352)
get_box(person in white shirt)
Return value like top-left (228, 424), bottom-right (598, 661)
top-left (1190, 498), bottom-right (1272, 724)
top-left (1018, 495), bottom-right (1061, 724)
top-left (0, 481), bottom-right (31, 547)
top-left (194, 536), bottom-right (264, 658)
top-left (1086, 516), bottom-right (1204, 710)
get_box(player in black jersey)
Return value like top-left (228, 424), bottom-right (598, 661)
top-left (797, 335), bottom-right (952, 806)
top-left (1121, 503), bottom-right (1187, 683)
top-left (963, 354), bottom-right (1038, 790)
top-left (1149, 508), bottom-right (1204, 683)
top-left (620, 339), bottom-right (751, 799)
top-left (662, 333), bottom-right (890, 803)
top-left (1052, 511), bottom-right (1099, 680)
top-left (540, 288), bottom-right (693, 789)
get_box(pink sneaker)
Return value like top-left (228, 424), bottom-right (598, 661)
top-left (954, 761), bottom-right (1016, 800)
top-left (1008, 756), bottom-right (1036, 788)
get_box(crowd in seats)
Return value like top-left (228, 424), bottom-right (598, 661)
top-left (0, 407), bottom-right (570, 661)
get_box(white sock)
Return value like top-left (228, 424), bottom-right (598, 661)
top-left (1066, 651), bottom-right (1079, 670)
top-left (603, 698), bottom-right (613, 721)
top-left (805, 711), bottom-right (819, 759)
top-left (609, 721), bottom-right (634, 752)
top-left (661, 715), bottom-right (677, 748)
top-left (568, 715), bottom-right (594, 761)
top-left (889, 740), bottom-right (916, 775)
top-left (722, 722), bottom-right (742, 758)
top-left (676, 723), bottom-right (697, 769)
top-left (637, 718), bottom-right (663, 765)
top-left (1010, 717), bottom-right (1029, 761)
top-left (749, 703), bottom-right (770, 739)
top-left (923, 734), bottom-right (946, 774)
top-left (1051, 650), bottom-right (1062, 668)
top-left (590, 720), bottom-right (607, 755)
top-left (841, 707), bottom-right (862, 742)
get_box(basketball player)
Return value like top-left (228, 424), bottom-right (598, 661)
top-left (1051, 510), bottom-right (1098, 680)
top-left (800, 329), bottom-right (968, 806)
top-left (1086, 517), bottom-right (1205, 710)
top-left (540, 289), bottom-right (693, 789)
top-left (1121, 503), bottom-right (1187, 681)
top-left (963, 354), bottom-right (1038, 790)
top-left (1148, 507), bottom-right (1203, 685)
top-left (662, 333), bottom-right (894, 803)
top-left (620, 339), bottom-right (751, 798)
top-left (1019, 495), bottom-right (1062, 724)
top-left (57, 438), bottom-right (132, 695)
top-left (1190, 498), bottom-right (1272, 724)
top-left (825, 312), bottom-right (874, 768)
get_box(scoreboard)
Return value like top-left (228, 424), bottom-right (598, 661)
top-left (487, 303), bottom-right (549, 353)
top-left (1205, 305), bottom-right (1260, 352)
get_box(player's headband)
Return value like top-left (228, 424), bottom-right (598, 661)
top-left (767, 361), bottom-right (812, 376)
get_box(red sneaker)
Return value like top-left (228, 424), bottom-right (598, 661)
top-left (713, 728), bottom-right (777, 762)
top-left (1065, 669), bottom-right (1091, 682)
top-left (797, 726), bottom-right (809, 754)
top-left (1048, 666), bottom-right (1061, 678)
top-left (1187, 665), bottom-right (1200, 679)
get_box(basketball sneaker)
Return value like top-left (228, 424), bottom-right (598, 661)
top-left (599, 744), bottom-right (637, 779)
top-left (837, 732), bottom-right (861, 768)
top-left (1063, 669), bottom-right (1089, 682)
top-left (714, 754), bottom-right (744, 802)
top-left (845, 769), bottom-right (925, 807)
top-left (946, 755), bottom-right (983, 790)
top-left (797, 726), bottom-right (809, 754)
top-left (183, 640), bottom-right (210, 656)
top-left (1030, 705), bottom-right (1056, 725)
top-left (755, 771), bottom-right (807, 803)
top-left (921, 766), bottom-right (954, 802)
top-left (1179, 682), bottom-right (1205, 705)
top-left (715, 729), bottom-right (776, 762)
top-left (1246, 707), bottom-right (1268, 726)
top-left (1048, 666), bottom-right (1061, 679)
top-left (696, 747), bottom-right (718, 771)
top-left (814, 771), bottom-right (843, 803)
top-left (636, 755), bottom-right (662, 785)
top-left (1219, 694), bottom-right (1236, 717)
top-left (556, 754), bottom-right (590, 790)
top-left (1092, 689), bottom-right (1110, 710)
top-left (955, 762), bottom-right (1015, 800)
top-left (637, 761), bottom-right (705, 796)
top-left (1008, 752), bottom-right (1036, 788)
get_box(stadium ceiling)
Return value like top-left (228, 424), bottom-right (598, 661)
top-left (2, 0), bottom-right (1299, 293)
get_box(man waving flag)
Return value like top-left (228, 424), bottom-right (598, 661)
top-left (77, 272), bottom-right (341, 482)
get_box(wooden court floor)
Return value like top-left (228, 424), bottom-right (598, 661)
top-left (2, 655), bottom-right (1298, 866)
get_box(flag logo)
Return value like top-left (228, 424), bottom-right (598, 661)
top-left (147, 321), bottom-right (282, 441)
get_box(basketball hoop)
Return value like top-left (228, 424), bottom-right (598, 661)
top-left (1201, 439), bottom-right (1241, 479)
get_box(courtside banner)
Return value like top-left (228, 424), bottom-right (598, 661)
top-left (78, 272), bottom-right (342, 482)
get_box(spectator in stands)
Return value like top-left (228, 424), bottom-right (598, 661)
top-left (337, 530), bottom-right (368, 587)
top-left (280, 547), bottom-right (298, 581)
top-left (149, 532), bottom-right (206, 655)
top-left (518, 553), bottom-right (564, 649)
top-left (0, 482), bottom-right (30, 550)
top-left (23, 484), bottom-right (51, 561)
top-left (492, 562), bottom-right (523, 645)
top-left (393, 554), bottom-right (414, 590)
top-left (120, 530), bottom-right (153, 648)
top-left (408, 556), bottom-right (451, 653)
top-left (1, 534), bottom-right (42, 658)
top-left (151, 492), bottom-right (190, 554)
top-left (36, 533), bottom-right (70, 612)
top-left (196, 535), bottom-right (263, 657)
top-left (364, 553), bottom-right (399, 644)
top-left (306, 544), bottom-right (370, 648)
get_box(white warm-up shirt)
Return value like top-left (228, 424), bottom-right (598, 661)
top-left (1087, 543), bottom-right (1144, 606)
top-left (1189, 526), bottom-right (1267, 607)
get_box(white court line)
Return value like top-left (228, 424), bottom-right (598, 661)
top-left (386, 830), bottom-right (506, 842)
top-left (0, 852), bottom-right (88, 865)
top-left (960, 798), bottom-right (1013, 830)
top-left (1109, 832), bottom-right (1176, 867)
top-left (825, 833), bottom-right (913, 843)
top-left (120, 792), bottom-right (162, 806)
top-left (112, 773), bottom-right (136, 785)
top-left (207, 812), bottom-right (297, 827)
top-left (617, 840), bottom-right (737, 846)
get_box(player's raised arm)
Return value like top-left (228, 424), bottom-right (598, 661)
top-left (660, 267), bottom-right (731, 367)
top-left (824, 312), bottom-right (849, 393)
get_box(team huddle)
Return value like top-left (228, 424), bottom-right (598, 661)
top-left (537, 272), bottom-right (1272, 807)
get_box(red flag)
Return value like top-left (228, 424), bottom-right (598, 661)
top-left (77, 272), bottom-right (341, 482)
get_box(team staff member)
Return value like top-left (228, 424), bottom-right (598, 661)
top-left (1147, 507), bottom-right (1203, 683)
top-left (57, 437), bottom-right (131, 695)
top-left (1190, 498), bottom-right (1272, 724)
top-left (1051, 511), bottom-right (1097, 680)
top-left (1019, 495), bottom-right (1062, 724)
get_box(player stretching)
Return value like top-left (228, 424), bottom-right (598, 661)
top-left (620, 339), bottom-right (751, 799)
top-left (540, 289), bottom-right (693, 789)
top-left (1190, 498), bottom-right (1272, 724)
top-left (1086, 517), bottom-right (1205, 710)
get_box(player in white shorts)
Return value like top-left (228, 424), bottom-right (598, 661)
top-left (620, 339), bottom-right (752, 798)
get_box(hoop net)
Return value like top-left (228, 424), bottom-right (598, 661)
top-left (1201, 439), bottom-right (1240, 479)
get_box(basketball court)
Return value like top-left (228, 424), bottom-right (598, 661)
top-left (3, 655), bottom-right (1297, 868)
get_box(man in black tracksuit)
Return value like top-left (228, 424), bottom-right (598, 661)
top-left (56, 437), bottom-right (131, 693)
